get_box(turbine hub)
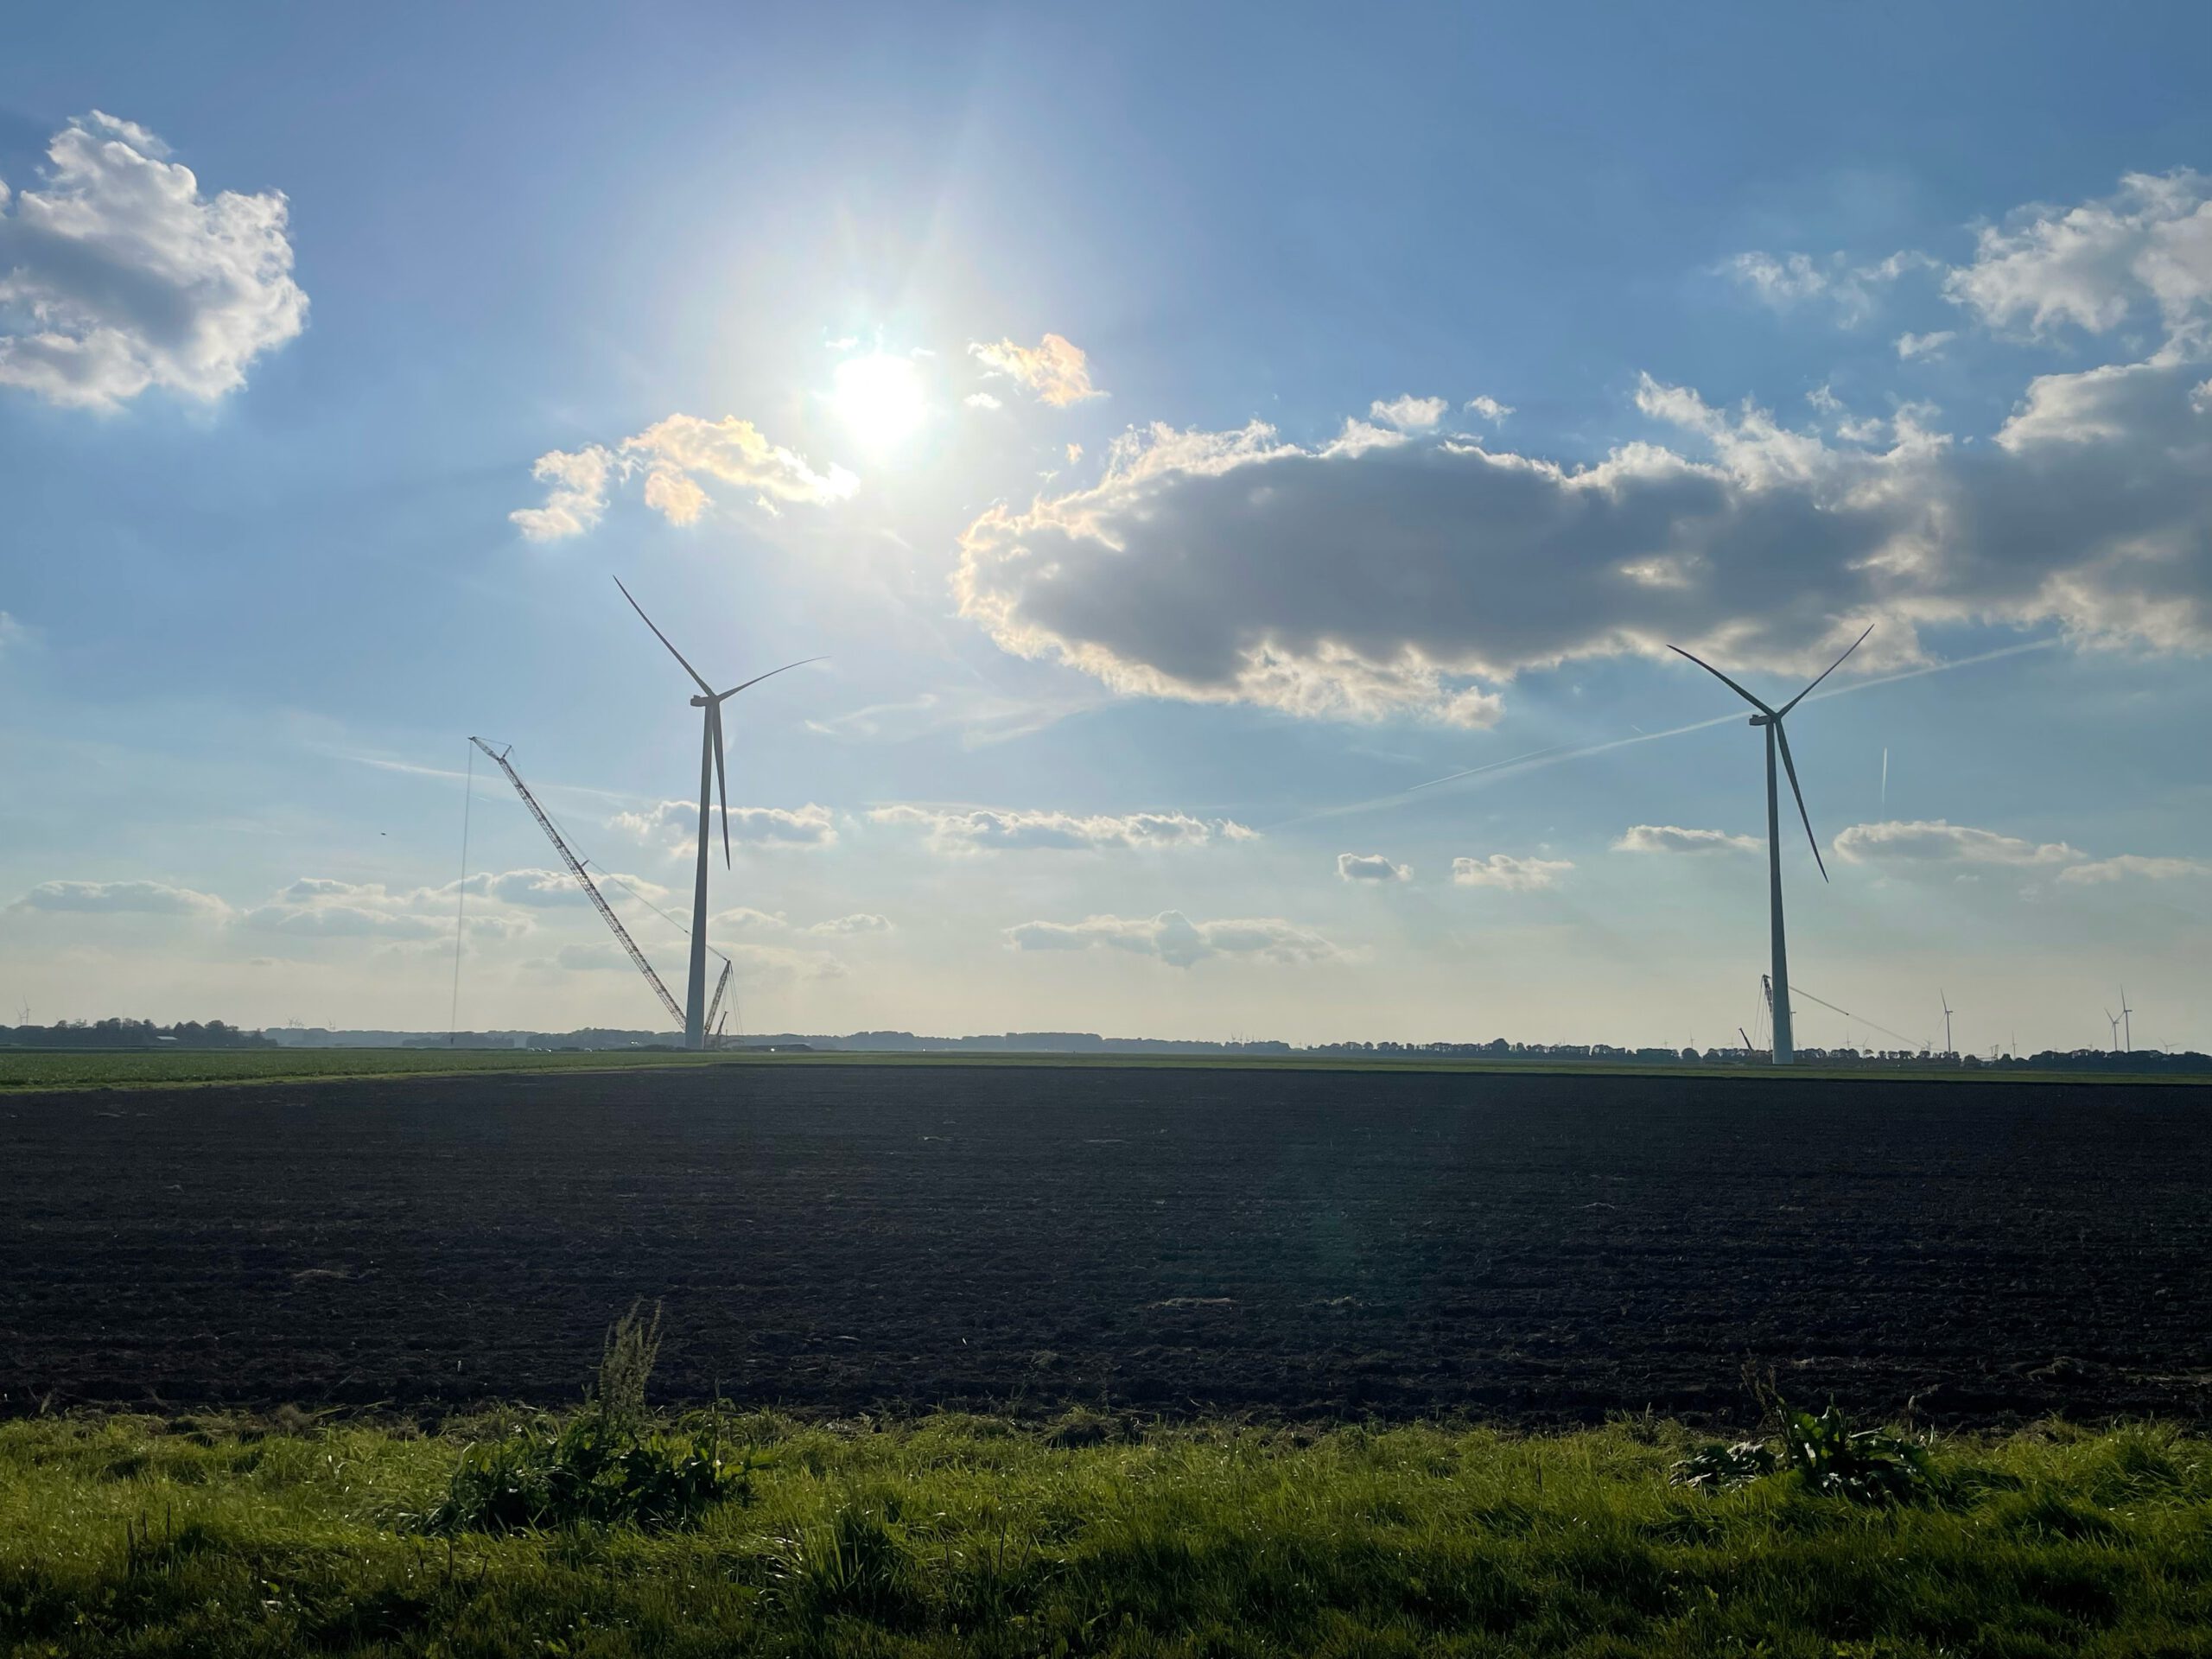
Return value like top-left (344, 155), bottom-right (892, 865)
top-left (1748, 714), bottom-right (1770, 727)
top-left (690, 695), bottom-right (710, 707)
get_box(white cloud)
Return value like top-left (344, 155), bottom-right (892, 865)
top-left (964, 391), bottom-right (1003, 410)
top-left (614, 800), bottom-right (838, 853)
top-left (1066, 442), bottom-right (1084, 464)
top-left (1005, 910), bottom-right (1338, 968)
top-left (2056, 854), bottom-right (2212, 885)
top-left (1370, 394), bottom-right (1448, 431)
top-left (957, 181), bottom-right (2212, 729)
top-left (1945, 170), bottom-right (2212, 336)
top-left (0, 612), bottom-right (29, 656)
top-left (1831, 820), bottom-right (2208, 889)
top-left (1724, 249), bottom-right (1929, 326)
top-left (511, 414), bottom-right (856, 541)
top-left (9, 878), bottom-right (231, 918)
top-left (807, 912), bottom-right (893, 935)
top-left (509, 445), bottom-right (614, 542)
top-left (868, 804), bottom-right (1253, 854)
top-left (969, 333), bottom-right (1103, 406)
top-left (1832, 819), bottom-right (2082, 869)
top-left (1895, 330), bottom-right (1956, 359)
top-left (0, 112), bottom-right (307, 409)
top-left (1613, 824), bottom-right (1763, 856)
top-left (1452, 854), bottom-right (1572, 891)
top-left (1337, 852), bottom-right (1411, 882)
top-left (1462, 395), bottom-right (1514, 423)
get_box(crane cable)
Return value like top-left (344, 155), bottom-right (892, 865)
top-left (1786, 982), bottom-right (1923, 1050)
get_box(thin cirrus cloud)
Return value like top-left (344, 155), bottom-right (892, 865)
top-left (1005, 911), bottom-right (1339, 969)
top-left (967, 333), bottom-right (1103, 406)
top-left (1336, 852), bottom-right (1411, 882)
top-left (1452, 854), bottom-right (1572, 891)
top-left (511, 416), bottom-right (858, 543)
top-left (1832, 819), bottom-right (2209, 885)
top-left (1614, 824), bottom-right (1763, 856)
top-left (956, 170), bottom-right (2212, 732)
top-left (0, 111), bottom-right (307, 410)
top-left (868, 804), bottom-right (1255, 854)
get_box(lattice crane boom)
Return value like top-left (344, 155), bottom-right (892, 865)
top-left (468, 737), bottom-right (684, 1030)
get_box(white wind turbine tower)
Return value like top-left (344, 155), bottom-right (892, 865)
top-left (1669, 625), bottom-right (1873, 1066)
top-left (615, 577), bottom-right (821, 1050)
top-left (1941, 990), bottom-right (1955, 1061)
top-left (2120, 986), bottom-right (2133, 1054)
top-left (2105, 1007), bottom-right (2121, 1053)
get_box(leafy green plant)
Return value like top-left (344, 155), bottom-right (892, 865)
top-left (418, 1303), bottom-right (748, 1534)
top-left (1782, 1404), bottom-right (1935, 1504)
top-left (1670, 1439), bottom-right (1779, 1492)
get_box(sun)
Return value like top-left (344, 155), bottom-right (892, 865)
top-left (831, 353), bottom-right (926, 452)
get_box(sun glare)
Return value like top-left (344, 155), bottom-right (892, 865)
top-left (831, 353), bottom-right (926, 451)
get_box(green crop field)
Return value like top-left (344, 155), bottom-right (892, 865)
top-left (3, 1407), bottom-right (2209, 1656)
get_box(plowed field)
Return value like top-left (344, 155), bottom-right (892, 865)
top-left (3, 1065), bottom-right (2206, 1423)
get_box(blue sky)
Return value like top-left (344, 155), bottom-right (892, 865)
top-left (3, 3), bottom-right (2209, 1051)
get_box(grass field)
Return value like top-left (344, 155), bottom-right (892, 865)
top-left (3, 1408), bottom-right (2209, 1656)
top-left (0, 1044), bottom-right (2184, 1092)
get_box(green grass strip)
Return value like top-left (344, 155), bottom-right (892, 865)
top-left (3, 1410), bottom-right (2209, 1656)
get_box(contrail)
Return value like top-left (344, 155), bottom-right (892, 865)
top-left (1881, 746), bottom-right (1889, 808)
top-left (1288, 633), bottom-right (2057, 828)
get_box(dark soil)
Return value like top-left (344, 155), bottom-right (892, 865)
top-left (3, 1065), bottom-right (2207, 1425)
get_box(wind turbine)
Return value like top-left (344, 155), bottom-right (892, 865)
top-left (2105, 1008), bottom-right (2121, 1053)
top-left (1669, 625), bottom-right (1873, 1065)
top-left (1941, 990), bottom-right (1955, 1060)
top-left (614, 576), bottom-right (820, 1050)
top-left (2120, 987), bottom-right (2133, 1054)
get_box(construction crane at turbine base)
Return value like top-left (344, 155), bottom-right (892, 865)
top-left (469, 736), bottom-right (694, 1036)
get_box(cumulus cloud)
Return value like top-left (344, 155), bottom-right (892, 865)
top-left (1614, 824), bottom-right (1763, 856)
top-left (614, 800), bottom-right (838, 853)
top-left (1895, 330), bottom-right (1956, 359)
top-left (1832, 819), bottom-right (2082, 870)
top-left (1452, 854), bottom-right (1572, 891)
top-left (1370, 394), bottom-right (1448, 430)
top-left (1005, 911), bottom-right (1338, 968)
top-left (0, 112), bottom-right (307, 409)
top-left (1945, 170), bottom-right (2212, 335)
top-left (511, 415), bottom-right (856, 541)
top-left (868, 804), bottom-right (1253, 854)
top-left (1463, 395), bottom-right (1514, 423)
top-left (807, 912), bottom-right (893, 935)
top-left (510, 446), bottom-right (614, 542)
top-left (1834, 820), bottom-right (2209, 887)
top-left (969, 333), bottom-right (1102, 406)
top-left (9, 878), bottom-right (231, 918)
top-left (2056, 854), bottom-right (2212, 885)
top-left (1337, 852), bottom-right (1411, 882)
top-left (957, 170), bottom-right (2212, 730)
top-left (1723, 250), bottom-right (1930, 326)
top-left (964, 391), bottom-right (1002, 410)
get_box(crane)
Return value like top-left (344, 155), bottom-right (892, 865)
top-left (469, 737), bottom-right (683, 1031)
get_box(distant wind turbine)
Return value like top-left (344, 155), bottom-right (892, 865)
top-left (615, 576), bottom-right (821, 1050)
top-left (2120, 986), bottom-right (2133, 1054)
top-left (2106, 1007), bottom-right (2121, 1053)
top-left (1669, 625), bottom-right (1873, 1065)
top-left (1941, 990), bottom-right (1955, 1060)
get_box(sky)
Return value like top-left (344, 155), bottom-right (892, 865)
top-left (3, 2), bottom-right (2209, 1053)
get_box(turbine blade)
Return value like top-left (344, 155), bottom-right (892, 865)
top-left (1777, 623), bottom-right (1874, 717)
top-left (613, 576), bottom-right (714, 696)
top-left (1773, 718), bottom-right (1827, 882)
top-left (715, 657), bottom-right (828, 701)
top-left (710, 702), bottom-right (732, 869)
top-left (1666, 645), bottom-right (1775, 715)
